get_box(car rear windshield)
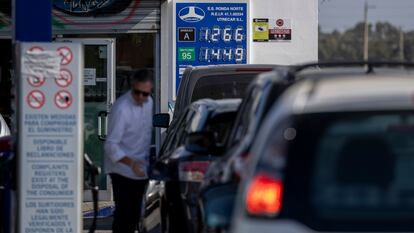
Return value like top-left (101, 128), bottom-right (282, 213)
top-left (190, 74), bottom-right (253, 102)
top-left (265, 112), bottom-right (414, 231)
top-left (205, 112), bottom-right (237, 147)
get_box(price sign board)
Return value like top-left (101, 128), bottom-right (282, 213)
top-left (174, 0), bottom-right (249, 95)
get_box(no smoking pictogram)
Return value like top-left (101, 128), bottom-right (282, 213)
top-left (276, 19), bottom-right (284, 27)
top-left (55, 90), bottom-right (73, 109)
top-left (27, 75), bottom-right (45, 87)
top-left (57, 47), bottom-right (73, 65)
top-left (28, 46), bottom-right (44, 53)
top-left (27, 90), bottom-right (45, 109)
top-left (55, 69), bottom-right (73, 87)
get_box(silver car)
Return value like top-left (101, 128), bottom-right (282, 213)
top-left (0, 114), bottom-right (10, 137)
top-left (231, 63), bottom-right (414, 233)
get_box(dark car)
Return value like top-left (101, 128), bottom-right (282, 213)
top-left (231, 62), bottom-right (414, 233)
top-left (197, 68), bottom-right (293, 233)
top-left (155, 64), bottom-right (281, 160)
top-left (141, 98), bottom-right (241, 233)
top-left (172, 64), bottom-right (282, 120)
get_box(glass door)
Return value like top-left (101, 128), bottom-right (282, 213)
top-left (57, 38), bottom-right (115, 201)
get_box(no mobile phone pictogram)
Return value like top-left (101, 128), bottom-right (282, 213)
top-left (55, 69), bottom-right (73, 87)
top-left (55, 90), bottom-right (73, 109)
top-left (57, 47), bottom-right (73, 65)
top-left (27, 75), bottom-right (45, 87)
top-left (27, 90), bottom-right (45, 109)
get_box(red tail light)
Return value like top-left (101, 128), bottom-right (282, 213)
top-left (246, 174), bottom-right (283, 216)
top-left (179, 161), bottom-right (210, 182)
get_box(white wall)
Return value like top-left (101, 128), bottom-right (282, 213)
top-left (249, 0), bottom-right (318, 65)
top-left (160, 0), bottom-right (319, 109)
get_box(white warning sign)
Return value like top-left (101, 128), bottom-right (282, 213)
top-left (18, 42), bottom-right (83, 233)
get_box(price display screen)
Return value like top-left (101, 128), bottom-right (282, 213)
top-left (175, 2), bottom-right (248, 93)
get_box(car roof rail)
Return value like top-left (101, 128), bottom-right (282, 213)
top-left (287, 61), bottom-right (414, 80)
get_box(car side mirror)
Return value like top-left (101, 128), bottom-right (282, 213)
top-left (153, 113), bottom-right (170, 128)
top-left (185, 132), bottom-right (215, 155)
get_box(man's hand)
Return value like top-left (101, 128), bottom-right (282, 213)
top-left (119, 156), bottom-right (146, 177)
top-left (130, 160), bottom-right (146, 177)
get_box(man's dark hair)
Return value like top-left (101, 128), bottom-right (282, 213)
top-left (131, 69), bottom-right (153, 84)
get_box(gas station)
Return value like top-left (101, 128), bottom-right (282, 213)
top-left (2, 0), bottom-right (318, 231)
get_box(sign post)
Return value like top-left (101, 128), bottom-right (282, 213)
top-left (13, 0), bottom-right (52, 42)
top-left (17, 42), bottom-right (83, 233)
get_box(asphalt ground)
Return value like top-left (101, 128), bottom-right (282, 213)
top-left (82, 201), bottom-right (161, 233)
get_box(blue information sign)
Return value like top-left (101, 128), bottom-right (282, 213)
top-left (175, 2), bottom-right (248, 93)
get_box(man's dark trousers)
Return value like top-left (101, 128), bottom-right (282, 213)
top-left (110, 173), bottom-right (148, 233)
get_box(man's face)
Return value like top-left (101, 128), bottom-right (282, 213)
top-left (131, 81), bottom-right (152, 105)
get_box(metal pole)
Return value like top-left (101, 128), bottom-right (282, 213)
top-left (363, 1), bottom-right (369, 61)
top-left (399, 27), bottom-right (405, 61)
top-left (155, 32), bottom-right (161, 155)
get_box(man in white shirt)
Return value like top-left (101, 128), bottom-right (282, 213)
top-left (104, 69), bottom-right (153, 233)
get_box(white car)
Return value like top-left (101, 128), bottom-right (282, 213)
top-left (0, 114), bottom-right (10, 137)
top-left (231, 63), bottom-right (414, 233)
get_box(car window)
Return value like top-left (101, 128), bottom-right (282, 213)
top-left (160, 109), bottom-right (194, 157)
top-left (204, 112), bottom-right (237, 147)
top-left (229, 94), bottom-right (254, 146)
top-left (230, 82), bottom-right (289, 148)
top-left (229, 87), bottom-right (262, 147)
top-left (172, 109), bottom-right (199, 151)
top-left (177, 108), bottom-right (211, 146)
top-left (190, 74), bottom-right (253, 102)
top-left (312, 113), bottom-right (414, 222)
top-left (159, 118), bottom-right (180, 156)
top-left (189, 109), bottom-right (205, 133)
top-left (262, 83), bottom-right (288, 118)
top-left (260, 112), bottom-right (414, 231)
